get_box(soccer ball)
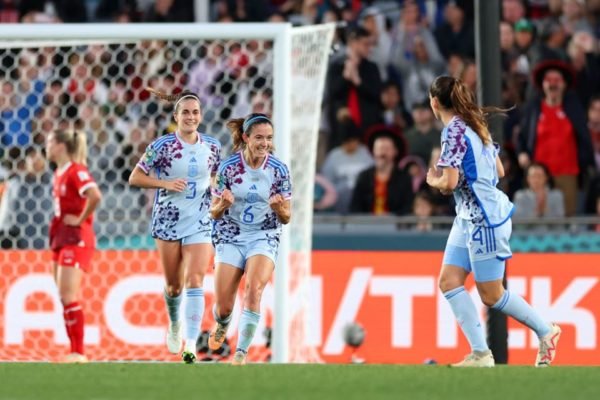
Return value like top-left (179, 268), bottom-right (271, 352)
top-left (343, 322), bottom-right (366, 347)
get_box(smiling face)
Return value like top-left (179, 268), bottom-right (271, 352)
top-left (174, 98), bottom-right (202, 135)
top-left (243, 123), bottom-right (273, 159)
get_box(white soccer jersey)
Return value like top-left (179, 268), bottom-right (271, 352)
top-left (137, 132), bottom-right (221, 240)
top-left (212, 152), bottom-right (292, 244)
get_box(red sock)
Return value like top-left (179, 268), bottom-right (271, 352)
top-left (64, 302), bottom-right (85, 355)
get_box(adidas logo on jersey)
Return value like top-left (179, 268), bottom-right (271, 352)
top-left (475, 248), bottom-right (484, 255)
top-left (249, 184), bottom-right (257, 190)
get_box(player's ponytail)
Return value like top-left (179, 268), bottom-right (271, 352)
top-left (226, 118), bottom-right (246, 152)
top-left (430, 76), bottom-right (509, 146)
top-left (53, 129), bottom-right (88, 166)
top-left (146, 87), bottom-right (200, 113)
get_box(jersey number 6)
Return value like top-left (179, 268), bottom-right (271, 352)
top-left (242, 205), bottom-right (254, 223)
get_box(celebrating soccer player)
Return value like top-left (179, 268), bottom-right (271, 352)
top-left (426, 76), bottom-right (561, 367)
top-left (208, 113), bottom-right (291, 365)
top-left (129, 89), bottom-right (221, 363)
top-left (46, 130), bottom-right (102, 363)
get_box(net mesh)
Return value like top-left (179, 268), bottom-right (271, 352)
top-left (0, 25), bottom-right (334, 362)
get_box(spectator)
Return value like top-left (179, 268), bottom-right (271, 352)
top-left (413, 190), bottom-right (435, 232)
top-left (350, 126), bottom-right (413, 215)
top-left (560, 0), bottom-right (594, 35)
top-left (360, 7), bottom-right (393, 81)
top-left (502, 0), bottom-right (527, 24)
top-left (19, 0), bottom-right (87, 22)
top-left (399, 155), bottom-right (427, 194)
top-left (144, 0), bottom-right (195, 22)
top-left (514, 162), bottom-right (565, 218)
top-left (531, 19), bottom-right (569, 65)
top-left (434, 0), bottom-right (475, 59)
top-left (324, 26), bottom-right (382, 150)
top-left (588, 95), bottom-right (600, 168)
top-left (513, 18), bottom-right (536, 76)
top-left (404, 100), bottom-right (440, 166)
top-left (321, 117), bottom-right (374, 213)
top-left (567, 31), bottom-right (600, 108)
top-left (389, 0), bottom-right (443, 74)
top-left (518, 60), bottom-right (595, 215)
top-left (381, 80), bottom-right (412, 131)
top-left (398, 34), bottom-right (446, 110)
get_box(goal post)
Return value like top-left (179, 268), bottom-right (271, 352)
top-left (0, 22), bottom-right (334, 363)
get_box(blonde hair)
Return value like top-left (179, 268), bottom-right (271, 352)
top-left (54, 130), bottom-right (88, 166)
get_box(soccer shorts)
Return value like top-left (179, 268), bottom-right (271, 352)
top-left (214, 235), bottom-right (279, 270)
top-left (181, 229), bottom-right (212, 246)
top-left (442, 217), bottom-right (513, 282)
top-left (52, 245), bottom-right (95, 272)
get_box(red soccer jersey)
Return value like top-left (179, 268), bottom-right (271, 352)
top-left (51, 162), bottom-right (97, 248)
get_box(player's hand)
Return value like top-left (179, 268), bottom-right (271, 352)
top-left (221, 189), bottom-right (234, 208)
top-left (163, 178), bottom-right (187, 192)
top-left (269, 194), bottom-right (285, 212)
top-left (63, 214), bottom-right (81, 226)
top-left (426, 166), bottom-right (439, 187)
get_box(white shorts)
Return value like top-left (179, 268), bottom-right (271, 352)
top-left (181, 229), bottom-right (212, 246)
top-left (214, 235), bottom-right (279, 270)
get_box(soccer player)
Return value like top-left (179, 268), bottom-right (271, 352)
top-left (46, 130), bottom-right (102, 363)
top-left (208, 113), bottom-right (291, 365)
top-left (129, 89), bottom-right (221, 363)
top-left (426, 76), bottom-right (561, 367)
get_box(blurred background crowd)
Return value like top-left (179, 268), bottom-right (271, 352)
top-left (1, 0), bottom-right (600, 250)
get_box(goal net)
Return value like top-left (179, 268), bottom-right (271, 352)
top-left (0, 23), bottom-right (333, 362)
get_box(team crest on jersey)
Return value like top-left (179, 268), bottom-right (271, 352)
top-left (245, 192), bottom-right (261, 204)
top-left (77, 171), bottom-right (90, 181)
top-left (188, 163), bottom-right (198, 178)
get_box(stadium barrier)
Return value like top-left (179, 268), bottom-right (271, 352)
top-left (1, 250), bottom-right (598, 364)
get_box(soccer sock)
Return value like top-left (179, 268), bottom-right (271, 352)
top-left (164, 290), bottom-right (182, 324)
top-left (213, 303), bottom-right (232, 326)
top-left (184, 287), bottom-right (204, 351)
top-left (444, 286), bottom-right (489, 352)
top-left (64, 302), bottom-right (85, 355)
top-left (492, 291), bottom-right (551, 338)
top-left (236, 309), bottom-right (260, 353)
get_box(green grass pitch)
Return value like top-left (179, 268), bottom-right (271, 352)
top-left (0, 363), bottom-right (598, 400)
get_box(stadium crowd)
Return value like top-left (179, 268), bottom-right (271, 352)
top-left (1, 0), bottom-right (600, 249)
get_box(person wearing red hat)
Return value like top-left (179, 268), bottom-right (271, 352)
top-left (517, 59), bottom-right (594, 215)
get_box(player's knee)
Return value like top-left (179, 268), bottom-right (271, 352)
top-left (438, 275), bottom-right (461, 293)
top-left (185, 273), bottom-right (204, 288)
top-left (244, 284), bottom-right (264, 309)
top-left (59, 292), bottom-right (77, 305)
top-left (217, 303), bottom-right (234, 318)
top-left (478, 289), bottom-right (502, 307)
top-left (165, 284), bottom-right (183, 297)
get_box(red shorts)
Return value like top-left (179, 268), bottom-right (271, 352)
top-left (52, 245), bottom-right (95, 272)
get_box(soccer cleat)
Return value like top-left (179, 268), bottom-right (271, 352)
top-left (231, 350), bottom-right (247, 365)
top-left (182, 350), bottom-right (197, 364)
top-left (166, 320), bottom-right (183, 354)
top-left (535, 323), bottom-right (561, 367)
top-left (451, 350), bottom-right (495, 367)
top-left (208, 322), bottom-right (229, 351)
top-left (61, 353), bottom-right (88, 363)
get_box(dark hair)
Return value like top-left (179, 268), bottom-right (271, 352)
top-left (146, 88), bottom-right (201, 113)
top-left (347, 26), bottom-right (371, 42)
top-left (429, 76), bottom-right (509, 145)
top-left (226, 113), bottom-right (273, 152)
top-left (526, 161), bottom-right (554, 188)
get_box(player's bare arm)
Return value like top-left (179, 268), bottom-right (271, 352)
top-left (269, 194), bottom-right (291, 224)
top-left (63, 186), bottom-right (102, 227)
top-left (426, 166), bottom-right (458, 192)
top-left (128, 166), bottom-right (187, 192)
top-left (210, 189), bottom-right (234, 220)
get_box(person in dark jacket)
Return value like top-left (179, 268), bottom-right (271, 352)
top-left (325, 26), bottom-right (383, 150)
top-left (518, 59), bottom-right (594, 215)
top-left (350, 126), bottom-right (413, 215)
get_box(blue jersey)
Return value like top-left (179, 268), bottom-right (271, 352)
top-left (211, 152), bottom-right (292, 245)
top-left (437, 116), bottom-right (514, 227)
top-left (137, 132), bottom-right (221, 240)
